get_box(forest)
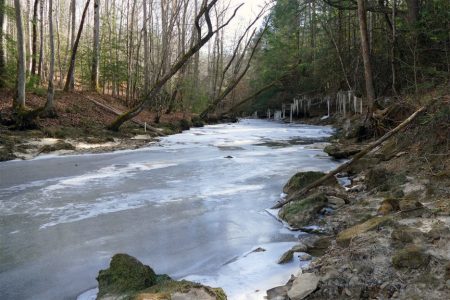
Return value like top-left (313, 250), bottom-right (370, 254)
top-left (0, 0), bottom-right (448, 131)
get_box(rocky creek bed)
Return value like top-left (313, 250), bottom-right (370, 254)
top-left (265, 99), bottom-right (450, 300)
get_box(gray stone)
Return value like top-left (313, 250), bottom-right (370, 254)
top-left (287, 273), bottom-right (319, 300)
top-left (172, 288), bottom-right (216, 300)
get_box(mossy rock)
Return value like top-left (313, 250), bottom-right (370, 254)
top-left (278, 192), bottom-right (328, 228)
top-left (366, 168), bottom-right (407, 191)
top-left (0, 147), bottom-right (16, 162)
top-left (283, 171), bottom-right (336, 195)
top-left (392, 245), bottom-right (430, 269)
top-left (97, 254), bottom-right (157, 298)
top-left (336, 216), bottom-right (392, 247)
top-left (377, 198), bottom-right (400, 215)
top-left (324, 144), bottom-right (361, 159)
top-left (39, 141), bottom-right (75, 153)
top-left (191, 116), bottom-right (205, 127)
top-left (425, 222), bottom-right (450, 241)
top-left (178, 119), bottom-right (192, 131)
top-left (391, 226), bottom-right (423, 245)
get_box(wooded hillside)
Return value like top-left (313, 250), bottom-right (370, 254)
top-left (0, 0), bottom-right (448, 130)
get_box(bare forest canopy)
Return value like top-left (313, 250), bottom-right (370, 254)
top-left (0, 0), bottom-right (448, 130)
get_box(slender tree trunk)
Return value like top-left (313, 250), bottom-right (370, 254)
top-left (14, 0), bottom-right (26, 109)
top-left (391, 0), bottom-right (397, 94)
top-left (405, 0), bottom-right (419, 25)
top-left (30, 0), bottom-right (38, 75)
top-left (26, 0), bottom-right (32, 73)
top-left (143, 0), bottom-right (150, 92)
top-left (0, 0), bottom-right (6, 87)
top-left (68, 0), bottom-right (76, 90)
top-left (37, 0), bottom-right (44, 81)
top-left (357, 0), bottom-right (375, 116)
top-left (64, 0), bottom-right (91, 92)
top-left (90, 0), bottom-right (100, 90)
top-left (55, 0), bottom-right (62, 87)
top-left (44, 0), bottom-right (55, 114)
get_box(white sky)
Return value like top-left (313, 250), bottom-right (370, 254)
top-left (227, 0), bottom-right (271, 31)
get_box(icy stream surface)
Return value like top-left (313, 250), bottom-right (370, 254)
top-left (0, 119), bottom-right (338, 300)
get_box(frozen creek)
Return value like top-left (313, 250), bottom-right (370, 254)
top-left (0, 119), bottom-right (339, 300)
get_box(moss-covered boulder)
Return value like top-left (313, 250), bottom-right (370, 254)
top-left (178, 119), bottom-right (192, 131)
top-left (336, 216), bottom-right (391, 247)
top-left (97, 254), bottom-right (157, 298)
top-left (283, 171), bottom-right (336, 195)
top-left (391, 226), bottom-right (423, 245)
top-left (39, 141), bottom-right (75, 153)
top-left (278, 192), bottom-right (328, 228)
top-left (392, 245), bottom-right (430, 269)
top-left (324, 144), bottom-right (361, 159)
top-left (191, 116), bottom-right (205, 128)
top-left (377, 198), bottom-right (400, 215)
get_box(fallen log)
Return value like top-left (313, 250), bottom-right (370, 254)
top-left (272, 105), bottom-right (427, 209)
top-left (76, 92), bottom-right (164, 136)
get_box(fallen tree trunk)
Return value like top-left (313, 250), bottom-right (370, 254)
top-left (272, 104), bottom-right (427, 209)
top-left (78, 93), bottom-right (164, 136)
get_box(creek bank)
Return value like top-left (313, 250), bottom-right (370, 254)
top-left (0, 117), bottom-right (208, 161)
top-left (268, 97), bottom-right (450, 299)
top-left (96, 254), bottom-right (226, 300)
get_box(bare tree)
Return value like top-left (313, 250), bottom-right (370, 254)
top-left (37, 0), bottom-right (44, 80)
top-left (357, 0), bottom-right (375, 116)
top-left (43, 0), bottom-right (55, 115)
top-left (30, 0), bottom-right (39, 76)
top-left (0, 0), bottom-right (5, 87)
top-left (200, 14), bottom-right (269, 119)
top-left (14, 0), bottom-right (27, 110)
top-left (64, 0), bottom-right (91, 92)
top-left (107, 0), bottom-right (243, 131)
top-left (90, 0), bottom-right (100, 90)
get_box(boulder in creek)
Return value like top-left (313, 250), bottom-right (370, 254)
top-left (97, 253), bottom-right (157, 299)
top-left (392, 244), bottom-right (430, 269)
top-left (336, 216), bottom-right (392, 247)
top-left (278, 193), bottom-right (328, 228)
top-left (283, 171), bottom-right (337, 195)
top-left (287, 272), bottom-right (319, 300)
top-left (97, 254), bottom-right (226, 300)
top-left (277, 243), bottom-right (307, 264)
top-left (323, 144), bottom-right (361, 159)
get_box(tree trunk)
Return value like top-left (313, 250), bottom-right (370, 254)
top-left (14, 0), bottom-right (26, 109)
top-left (68, 0), bottom-right (76, 90)
top-left (37, 0), bottom-right (44, 81)
top-left (142, 0), bottom-right (150, 92)
top-left (0, 0), bottom-right (6, 87)
top-left (90, 0), bottom-right (100, 90)
top-left (30, 0), bottom-right (38, 75)
top-left (43, 0), bottom-right (55, 114)
top-left (357, 0), bottom-right (375, 116)
top-left (405, 0), bottom-right (419, 25)
top-left (391, 0), bottom-right (397, 94)
top-left (64, 0), bottom-right (91, 92)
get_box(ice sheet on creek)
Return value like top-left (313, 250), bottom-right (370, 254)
top-left (0, 119), bottom-right (337, 300)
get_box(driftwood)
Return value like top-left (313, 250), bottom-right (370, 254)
top-left (272, 105), bottom-right (427, 209)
